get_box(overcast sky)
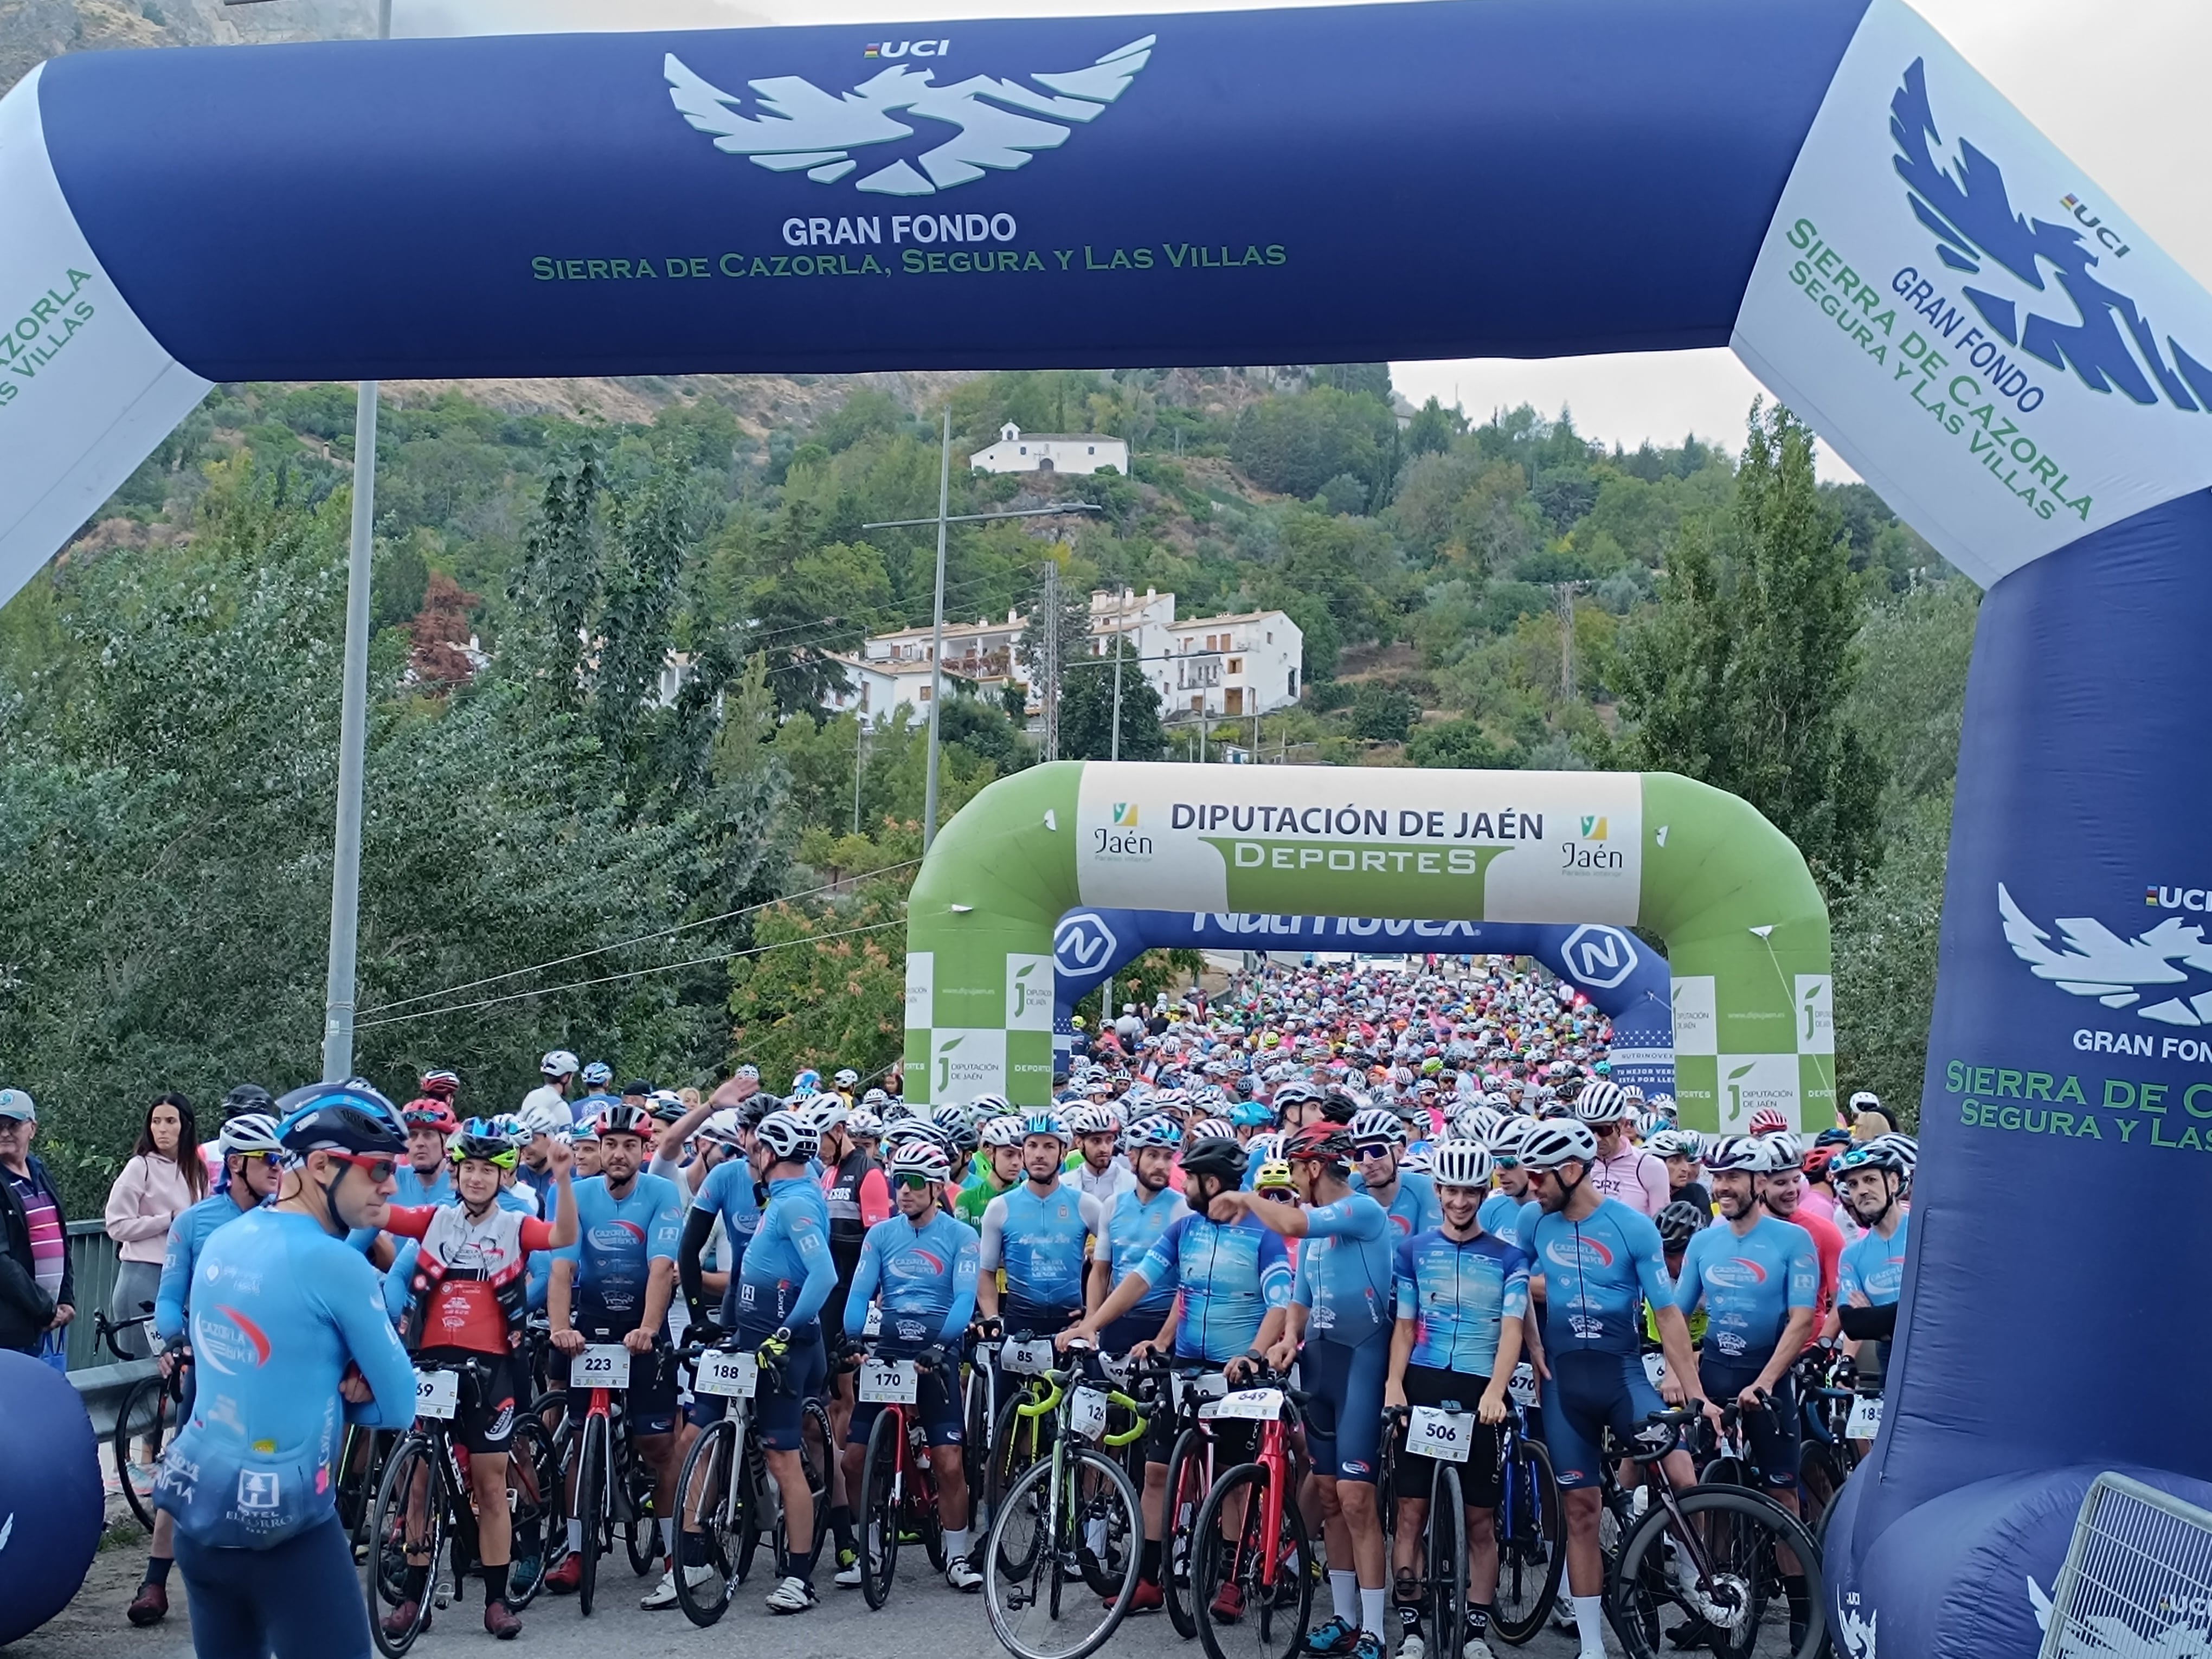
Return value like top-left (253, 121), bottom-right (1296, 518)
top-left (391, 0), bottom-right (2210, 470)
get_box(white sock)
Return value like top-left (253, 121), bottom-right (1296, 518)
top-left (944, 1527), bottom-right (970, 1561)
top-left (1360, 1586), bottom-right (1387, 1635)
top-left (566, 1519), bottom-right (582, 1554)
top-left (1573, 1593), bottom-right (1607, 1656)
top-left (660, 1517), bottom-right (674, 1558)
top-left (1331, 1570), bottom-right (1360, 1623)
top-left (1087, 1516), bottom-right (1109, 1555)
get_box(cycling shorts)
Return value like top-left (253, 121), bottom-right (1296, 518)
top-left (753, 1328), bottom-right (828, 1452)
top-left (1697, 1358), bottom-right (1801, 1488)
top-left (175, 1515), bottom-right (369, 1659)
top-left (1144, 1366), bottom-right (1255, 1468)
top-left (562, 1336), bottom-right (679, 1439)
top-left (419, 1347), bottom-right (519, 1455)
top-left (1393, 1362), bottom-right (1502, 1509)
top-left (846, 1350), bottom-right (962, 1449)
top-left (1102, 1310), bottom-right (1171, 1358)
top-left (1300, 1330), bottom-right (1391, 1484)
top-left (1540, 1349), bottom-right (1667, 1490)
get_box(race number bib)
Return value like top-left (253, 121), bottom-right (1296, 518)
top-left (1407, 1406), bottom-right (1474, 1464)
top-left (694, 1349), bottom-right (758, 1400)
top-left (863, 1303), bottom-right (883, 1339)
top-left (1508, 1362), bottom-right (1538, 1408)
top-left (1846, 1396), bottom-right (1883, 1439)
top-left (1642, 1353), bottom-right (1668, 1388)
top-left (859, 1358), bottom-right (918, 1405)
top-left (1214, 1387), bottom-right (1286, 1422)
top-left (575, 1344), bottom-right (633, 1391)
top-left (1002, 1338), bottom-right (1055, 1376)
top-left (1069, 1386), bottom-right (1110, 1441)
top-left (414, 1369), bottom-right (459, 1420)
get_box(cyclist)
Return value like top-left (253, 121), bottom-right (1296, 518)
top-left (513, 1102), bottom-right (573, 1211)
top-left (955, 1113), bottom-right (1023, 1225)
top-left (1477, 1119), bottom-right (1535, 1249)
top-left (1068, 1135), bottom-right (1292, 1616)
top-left (522, 1050), bottom-right (578, 1124)
top-left (151, 1083), bottom-right (419, 1659)
top-left (1647, 1127), bottom-right (1710, 1214)
top-left (543, 1102), bottom-right (689, 1607)
top-left (1225, 1120), bottom-right (1397, 1659)
top-left (734, 1106), bottom-right (838, 1615)
top-left (1760, 1131), bottom-right (1841, 1336)
top-left (1672, 1134), bottom-right (1818, 1647)
top-left (678, 1103), bottom-right (766, 1329)
top-left (1383, 1140), bottom-right (1527, 1659)
top-left (975, 1111), bottom-right (1104, 1339)
top-left (809, 1095), bottom-right (889, 1574)
top-left (1348, 1107), bottom-right (1441, 1238)
top-left (1573, 1080), bottom-right (1667, 1216)
top-left (1520, 1118), bottom-right (1702, 1659)
top-left (1071, 1102), bottom-right (1135, 1200)
top-left (570, 1117), bottom-right (602, 1180)
top-left (396, 1097), bottom-right (459, 1206)
top-left (1086, 1115), bottom-right (1187, 1356)
top-left (834, 1139), bottom-right (985, 1594)
top-left (380, 1123), bottom-right (578, 1638)
top-left (132, 1112), bottom-right (285, 1628)
top-left (1831, 1138), bottom-right (1912, 1396)
top-left (201, 1083), bottom-right (275, 1193)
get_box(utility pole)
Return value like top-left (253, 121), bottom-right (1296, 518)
top-left (1556, 581), bottom-right (1577, 702)
top-left (1110, 593), bottom-right (1126, 762)
top-left (852, 716), bottom-right (866, 834)
top-left (294, 0), bottom-right (391, 1083)
top-left (1040, 559), bottom-right (1062, 762)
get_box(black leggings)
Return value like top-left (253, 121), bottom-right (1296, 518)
top-left (175, 1515), bottom-right (370, 1658)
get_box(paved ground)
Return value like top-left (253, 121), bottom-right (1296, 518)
top-left (20, 1530), bottom-right (1593, 1659)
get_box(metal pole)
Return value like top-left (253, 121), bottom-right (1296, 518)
top-left (852, 717), bottom-right (865, 835)
top-left (1110, 596), bottom-right (1125, 762)
top-left (921, 408), bottom-right (952, 851)
top-left (1040, 559), bottom-right (1060, 763)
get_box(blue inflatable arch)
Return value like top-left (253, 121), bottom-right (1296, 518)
top-left (1050, 908), bottom-right (1674, 1097)
top-left (5, 1), bottom-right (2212, 1651)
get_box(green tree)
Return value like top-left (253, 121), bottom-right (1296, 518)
top-left (726, 875), bottom-right (912, 1088)
top-left (1408, 716), bottom-right (1516, 770)
top-left (1349, 681), bottom-right (1419, 743)
top-left (1060, 650), bottom-right (1166, 761)
top-left (1231, 387), bottom-right (1398, 501)
top-left (1617, 402), bottom-right (1888, 892)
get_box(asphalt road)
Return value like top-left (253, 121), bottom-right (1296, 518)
top-left (20, 1534), bottom-right (1595, 1659)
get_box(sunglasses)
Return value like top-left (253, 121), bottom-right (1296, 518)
top-left (1259, 1188), bottom-right (1297, 1204)
top-left (331, 1153), bottom-right (398, 1184)
top-left (1351, 1142), bottom-right (1396, 1161)
top-left (895, 1173), bottom-right (936, 1192)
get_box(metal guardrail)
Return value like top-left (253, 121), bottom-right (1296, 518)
top-left (65, 1217), bottom-right (125, 1372)
top-left (2038, 1471), bottom-right (2212, 1657)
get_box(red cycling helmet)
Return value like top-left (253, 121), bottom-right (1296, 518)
top-left (402, 1098), bottom-right (459, 1135)
top-left (1747, 1107), bottom-right (1790, 1136)
top-left (1284, 1120), bottom-right (1354, 1166)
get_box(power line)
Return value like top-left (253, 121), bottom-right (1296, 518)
top-left (358, 862), bottom-right (921, 1018)
top-left (353, 917), bottom-right (906, 1032)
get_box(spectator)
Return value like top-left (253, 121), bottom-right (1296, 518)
top-left (0, 1089), bottom-right (74, 1366)
top-left (105, 1093), bottom-right (206, 1359)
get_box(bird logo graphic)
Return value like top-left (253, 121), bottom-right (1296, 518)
top-left (1998, 883), bottom-right (2212, 1027)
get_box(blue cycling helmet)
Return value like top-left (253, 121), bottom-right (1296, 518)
top-left (274, 1080), bottom-right (406, 1158)
top-left (1229, 1098), bottom-right (1274, 1129)
top-left (1019, 1110), bottom-right (1071, 1146)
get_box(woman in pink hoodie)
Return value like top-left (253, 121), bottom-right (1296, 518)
top-left (104, 1092), bottom-right (206, 1359)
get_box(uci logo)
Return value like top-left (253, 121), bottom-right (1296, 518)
top-left (864, 38), bottom-right (949, 59)
top-left (1053, 912), bottom-right (1118, 974)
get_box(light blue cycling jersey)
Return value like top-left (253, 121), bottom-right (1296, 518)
top-left (557, 1172), bottom-right (684, 1334)
top-left (734, 1174), bottom-right (835, 1342)
top-left (1378, 1171), bottom-right (1443, 1240)
top-left (1392, 1228), bottom-right (1529, 1375)
top-left (1527, 1198), bottom-right (1673, 1358)
top-left (1478, 1190), bottom-right (1530, 1250)
top-left (691, 1155), bottom-right (763, 1273)
top-left (843, 1207), bottom-right (980, 1348)
top-left (1673, 1214), bottom-right (1818, 1365)
top-left (156, 1192), bottom-right (263, 1346)
top-left (155, 1209), bottom-right (417, 1549)
top-left (1097, 1185), bottom-right (1187, 1316)
top-left (1291, 1192), bottom-right (1396, 1347)
top-left (1837, 1214), bottom-right (1911, 1308)
top-left (978, 1181), bottom-right (1105, 1328)
top-left (391, 1163), bottom-right (452, 1208)
top-left (1134, 1212), bottom-right (1293, 1364)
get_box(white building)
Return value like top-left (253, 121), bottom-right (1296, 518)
top-left (1156, 608), bottom-right (1302, 719)
top-left (968, 422), bottom-right (1130, 477)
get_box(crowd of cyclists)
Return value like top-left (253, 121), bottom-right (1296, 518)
top-left (121, 954), bottom-right (1919, 1659)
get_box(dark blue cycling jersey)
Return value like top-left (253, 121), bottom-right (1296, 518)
top-left (1134, 1211), bottom-right (1293, 1364)
top-left (735, 1174), bottom-right (836, 1342)
top-left (1392, 1228), bottom-right (1529, 1375)
top-left (1528, 1198), bottom-right (1673, 1358)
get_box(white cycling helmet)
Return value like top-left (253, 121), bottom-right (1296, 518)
top-left (541, 1049), bottom-right (580, 1079)
top-left (981, 1114), bottom-right (1026, 1149)
top-left (517, 1101), bottom-right (573, 1141)
top-left (1430, 1141), bottom-right (1495, 1191)
top-left (698, 1109), bottom-right (748, 1148)
top-left (1646, 1127), bottom-right (1702, 1161)
top-left (888, 1140), bottom-right (953, 1185)
top-left (754, 1109), bottom-right (819, 1163)
top-left (1572, 1078), bottom-right (1629, 1124)
top-left (218, 1113), bottom-right (284, 1158)
top-left (1347, 1107), bottom-right (1407, 1147)
top-left (1520, 1120), bottom-right (1599, 1170)
top-left (1069, 1103), bottom-right (1118, 1137)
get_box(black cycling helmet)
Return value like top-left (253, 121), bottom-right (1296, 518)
top-left (223, 1082), bottom-right (275, 1119)
top-left (1656, 1200), bottom-right (1709, 1250)
top-left (1179, 1136), bottom-right (1250, 1187)
top-left (739, 1092), bottom-right (783, 1129)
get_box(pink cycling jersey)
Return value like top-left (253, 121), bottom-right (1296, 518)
top-left (1589, 1143), bottom-right (1669, 1216)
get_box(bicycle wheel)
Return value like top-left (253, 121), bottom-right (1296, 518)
top-left (1427, 1463), bottom-right (1467, 1659)
top-left (1798, 1443), bottom-right (1849, 1545)
top-left (504, 1417), bottom-right (561, 1610)
top-left (1488, 1434), bottom-right (1565, 1647)
top-left (576, 1413), bottom-right (607, 1617)
top-left (625, 1446), bottom-right (659, 1576)
top-left (1608, 1486), bottom-right (1825, 1659)
top-left (737, 1432), bottom-right (769, 1585)
top-left (1193, 1461), bottom-right (1315, 1659)
top-left (112, 1374), bottom-right (173, 1533)
top-left (366, 1435), bottom-right (442, 1659)
top-left (1078, 1441), bottom-right (1140, 1599)
top-left (990, 1391), bottom-right (1049, 1526)
top-left (1700, 1454), bottom-right (1751, 1491)
top-left (1162, 1427), bottom-right (1210, 1639)
top-left (986, 1446), bottom-right (1144, 1659)
top-left (859, 1406), bottom-right (903, 1608)
top-left (915, 1421), bottom-right (948, 1574)
top-left (674, 1418), bottom-right (741, 1627)
top-left (966, 1365), bottom-right (994, 1532)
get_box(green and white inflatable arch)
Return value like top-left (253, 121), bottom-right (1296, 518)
top-left (904, 762), bottom-right (1829, 1133)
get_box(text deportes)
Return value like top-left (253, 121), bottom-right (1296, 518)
top-left (782, 213), bottom-right (1017, 248)
top-left (1168, 802), bottom-right (1544, 841)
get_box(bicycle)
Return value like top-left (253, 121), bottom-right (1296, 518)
top-left (363, 1356), bottom-right (562, 1656)
top-left (982, 1353), bottom-right (1147, 1659)
top-left (1597, 1406), bottom-right (1827, 1659)
top-left (556, 1333), bottom-right (664, 1616)
top-left (986, 1327), bottom-right (1071, 1524)
top-left (1191, 1370), bottom-right (1317, 1659)
top-left (1486, 1363), bottom-right (1566, 1647)
top-left (852, 1343), bottom-right (955, 1607)
top-left (1154, 1360), bottom-right (1231, 1638)
top-left (667, 1333), bottom-right (832, 1626)
top-left (97, 1306), bottom-right (179, 1533)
